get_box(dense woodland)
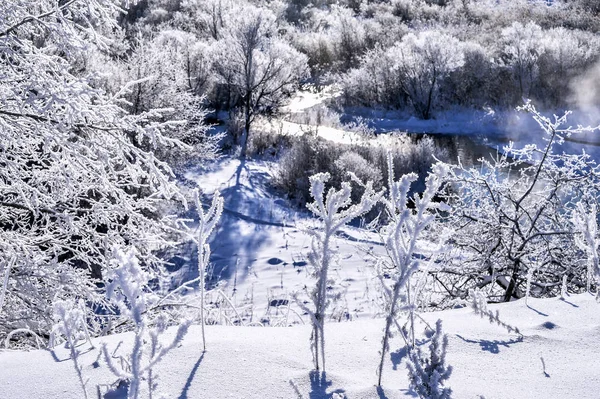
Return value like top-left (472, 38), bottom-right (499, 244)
top-left (1, 1), bottom-right (600, 398)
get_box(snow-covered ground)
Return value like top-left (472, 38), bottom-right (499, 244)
top-left (3, 88), bottom-right (600, 399)
top-left (2, 293), bottom-right (598, 399)
top-left (178, 158), bottom-right (387, 325)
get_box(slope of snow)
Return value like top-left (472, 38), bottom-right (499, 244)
top-left (178, 158), bottom-right (387, 325)
top-left (1, 294), bottom-right (598, 399)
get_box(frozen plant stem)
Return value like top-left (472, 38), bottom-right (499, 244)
top-left (377, 155), bottom-right (449, 386)
top-left (194, 190), bottom-right (223, 351)
top-left (297, 172), bottom-right (380, 371)
top-left (52, 299), bottom-right (91, 399)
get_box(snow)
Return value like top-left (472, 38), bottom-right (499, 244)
top-left (1, 293), bottom-right (598, 398)
top-left (262, 119), bottom-right (366, 145)
top-left (282, 85), bottom-right (341, 114)
top-left (275, 88), bottom-right (600, 160)
top-left (4, 156), bottom-right (592, 398)
top-left (180, 158), bottom-right (387, 324)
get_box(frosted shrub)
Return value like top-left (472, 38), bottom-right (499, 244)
top-left (573, 203), bottom-right (600, 296)
top-left (326, 5), bottom-right (367, 70)
top-left (333, 151), bottom-right (384, 204)
top-left (102, 248), bottom-right (192, 399)
top-left (500, 21), bottom-right (544, 99)
top-left (0, 0), bottom-right (213, 342)
top-left (406, 320), bottom-right (453, 399)
top-left (440, 103), bottom-right (600, 302)
top-left (538, 28), bottom-right (599, 107)
top-left (52, 299), bottom-right (94, 399)
top-left (377, 155), bottom-right (449, 385)
top-left (295, 172), bottom-right (381, 371)
top-left (389, 31), bottom-right (465, 119)
top-left (275, 133), bottom-right (448, 209)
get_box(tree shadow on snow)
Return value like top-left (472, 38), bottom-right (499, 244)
top-left (178, 352), bottom-right (205, 399)
top-left (49, 344), bottom-right (95, 363)
top-left (455, 334), bottom-right (523, 354)
top-left (206, 167), bottom-right (281, 289)
top-left (398, 388), bottom-right (419, 397)
top-left (526, 304), bottom-right (549, 317)
top-left (101, 380), bottom-right (128, 399)
top-left (160, 158), bottom-right (291, 292)
top-left (308, 371), bottom-right (346, 399)
top-left (559, 297), bottom-right (579, 308)
top-left (390, 346), bottom-right (409, 371)
top-left (377, 386), bottom-right (398, 399)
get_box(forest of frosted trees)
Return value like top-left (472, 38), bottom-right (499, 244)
top-left (1, 1), bottom-right (600, 398)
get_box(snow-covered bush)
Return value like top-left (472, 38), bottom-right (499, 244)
top-left (295, 172), bottom-right (381, 371)
top-left (102, 248), bottom-right (192, 399)
top-left (0, 0), bottom-right (201, 344)
top-left (377, 155), bottom-right (449, 385)
top-left (537, 28), bottom-right (599, 107)
top-left (341, 29), bottom-right (466, 116)
top-left (389, 31), bottom-right (465, 119)
top-left (334, 152), bottom-right (383, 191)
top-left (275, 133), bottom-right (448, 209)
top-left (500, 21), bottom-right (544, 100)
top-left (573, 203), bottom-right (600, 296)
top-left (406, 320), bottom-right (453, 399)
top-left (94, 30), bottom-right (221, 165)
top-left (340, 46), bottom-right (406, 109)
top-left (326, 5), bottom-right (368, 70)
top-left (439, 103), bottom-right (600, 303)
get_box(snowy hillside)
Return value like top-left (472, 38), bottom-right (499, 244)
top-left (177, 157), bottom-right (388, 323)
top-left (1, 294), bottom-right (598, 399)
top-left (3, 1), bottom-right (600, 399)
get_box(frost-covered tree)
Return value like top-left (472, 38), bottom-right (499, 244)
top-left (500, 21), bottom-right (544, 100)
top-left (538, 28), bottom-right (599, 107)
top-left (326, 5), bottom-right (367, 70)
top-left (0, 0), bottom-right (205, 342)
top-left (440, 103), bottom-right (600, 302)
top-left (341, 46), bottom-right (406, 109)
top-left (389, 31), bottom-right (464, 119)
top-left (377, 156), bottom-right (449, 386)
top-left (108, 30), bottom-right (221, 164)
top-left (102, 248), bottom-right (192, 399)
top-left (295, 172), bottom-right (381, 371)
top-left (212, 4), bottom-right (308, 156)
